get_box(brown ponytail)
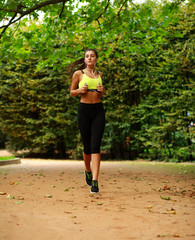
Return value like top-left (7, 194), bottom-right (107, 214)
top-left (67, 57), bottom-right (85, 75)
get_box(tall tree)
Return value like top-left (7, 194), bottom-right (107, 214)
top-left (0, 0), bottom-right (193, 160)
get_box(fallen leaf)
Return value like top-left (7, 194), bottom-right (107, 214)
top-left (17, 197), bottom-right (24, 200)
top-left (0, 192), bottom-right (6, 195)
top-left (157, 234), bottom-right (169, 238)
top-left (44, 194), bottom-right (52, 198)
top-left (163, 185), bottom-right (171, 191)
top-left (51, 185), bottom-right (55, 188)
top-left (7, 194), bottom-right (15, 199)
top-left (165, 209), bottom-right (176, 214)
top-left (15, 201), bottom-right (23, 205)
top-left (170, 211), bottom-right (176, 214)
top-left (74, 221), bottom-right (81, 224)
top-left (9, 182), bottom-right (15, 185)
top-left (147, 206), bottom-right (153, 209)
top-left (160, 196), bottom-right (171, 200)
top-left (172, 234), bottom-right (181, 237)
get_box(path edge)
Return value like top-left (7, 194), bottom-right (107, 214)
top-left (0, 158), bottom-right (21, 166)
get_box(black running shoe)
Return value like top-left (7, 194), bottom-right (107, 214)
top-left (85, 170), bottom-right (92, 186)
top-left (91, 180), bottom-right (99, 194)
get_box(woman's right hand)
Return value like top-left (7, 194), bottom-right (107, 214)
top-left (79, 83), bottom-right (88, 94)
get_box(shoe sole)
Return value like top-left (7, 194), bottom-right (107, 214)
top-left (90, 191), bottom-right (99, 194)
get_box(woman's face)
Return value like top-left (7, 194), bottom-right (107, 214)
top-left (85, 51), bottom-right (98, 66)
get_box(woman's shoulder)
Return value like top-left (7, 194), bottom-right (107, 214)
top-left (73, 70), bottom-right (83, 76)
top-left (72, 70), bottom-right (84, 80)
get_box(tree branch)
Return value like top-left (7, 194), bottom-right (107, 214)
top-left (59, 0), bottom-right (66, 18)
top-left (96, 18), bottom-right (103, 39)
top-left (0, 12), bottom-right (17, 37)
top-left (117, 0), bottom-right (128, 17)
top-left (96, 0), bottom-right (110, 21)
top-left (0, 0), bottom-right (69, 39)
top-left (19, 0), bottom-right (67, 15)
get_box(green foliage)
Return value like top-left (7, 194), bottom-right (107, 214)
top-left (0, 0), bottom-right (194, 161)
top-left (0, 58), bottom-right (79, 157)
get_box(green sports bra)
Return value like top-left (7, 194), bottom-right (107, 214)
top-left (79, 70), bottom-right (102, 92)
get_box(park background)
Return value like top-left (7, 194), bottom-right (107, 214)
top-left (0, 0), bottom-right (194, 162)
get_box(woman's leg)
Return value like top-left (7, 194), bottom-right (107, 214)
top-left (91, 153), bottom-right (100, 180)
top-left (91, 106), bottom-right (105, 181)
top-left (83, 152), bottom-right (91, 172)
top-left (78, 104), bottom-right (93, 186)
top-left (78, 104), bottom-right (91, 156)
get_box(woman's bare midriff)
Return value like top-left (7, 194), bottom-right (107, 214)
top-left (80, 91), bottom-right (102, 104)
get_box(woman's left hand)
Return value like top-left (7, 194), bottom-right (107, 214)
top-left (97, 82), bottom-right (104, 93)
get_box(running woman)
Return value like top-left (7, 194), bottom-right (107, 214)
top-left (70, 49), bottom-right (105, 194)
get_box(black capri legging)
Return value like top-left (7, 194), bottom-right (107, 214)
top-left (78, 102), bottom-right (105, 155)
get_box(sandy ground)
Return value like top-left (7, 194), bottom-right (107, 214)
top-left (0, 157), bottom-right (195, 240)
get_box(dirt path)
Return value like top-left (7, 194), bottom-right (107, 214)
top-left (0, 159), bottom-right (195, 240)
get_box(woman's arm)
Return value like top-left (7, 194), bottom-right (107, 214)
top-left (70, 71), bottom-right (88, 97)
top-left (97, 72), bottom-right (105, 96)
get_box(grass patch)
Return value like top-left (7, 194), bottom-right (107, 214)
top-left (0, 156), bottom-right (15, 161)
top-left (116, 161), bottom-right (195, 175)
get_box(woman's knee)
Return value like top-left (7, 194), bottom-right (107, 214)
top-left (91, 144), bottom-right (100, 154)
